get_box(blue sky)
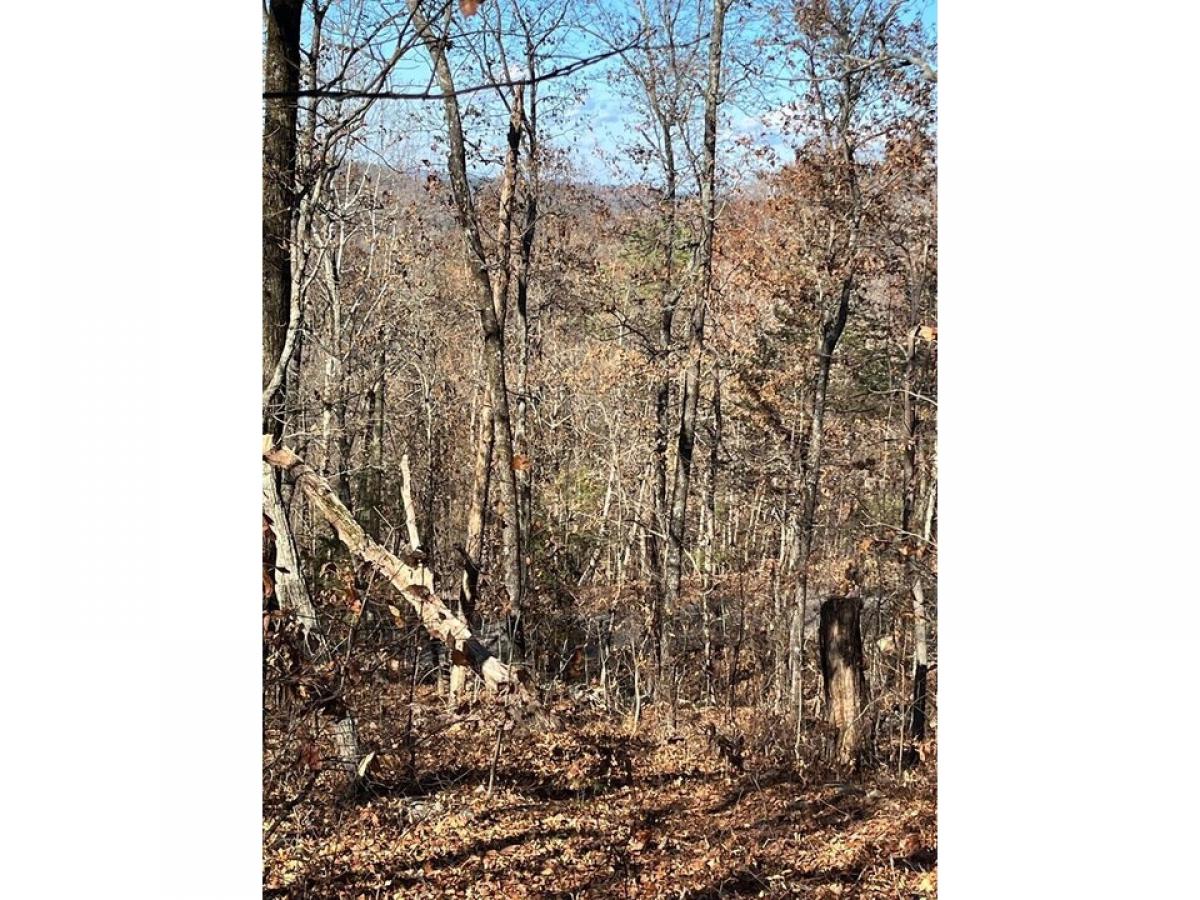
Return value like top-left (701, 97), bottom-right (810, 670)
top-left (552, 1), bottom-right (935, 182)
top-left (320, 1), bottom-right (936, 185)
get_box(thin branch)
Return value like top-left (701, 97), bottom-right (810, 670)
top-left (263, 40), bottom-right (642, 102)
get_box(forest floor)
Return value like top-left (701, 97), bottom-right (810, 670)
top-left (265, 695), bottom-right (936, 899)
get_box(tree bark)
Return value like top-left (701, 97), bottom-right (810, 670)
top-left (399, 452), bottom-right (423, 553)
top-left (361, 370), bottom-right (385, 541)
top-left (458, 387), bottom-right (493, 618)
top-left (663, 289), bottom-right (703, 613)
top-left (261, 0), bottom-right (314, 675)
top-left (645, 363), bottom-right (671, 680)
top-left (263, 0), bottom-right (303, 432)
top-left (701, 369), bottom-right (722, 702)
top-left (819, 595), bottom-right (870, 770)
top-left (264, 465), bottom-right (322, 648)
top-left (900, 243), bottom-right (932, 761)
top-left (908, 456), bottom-right (936, 758)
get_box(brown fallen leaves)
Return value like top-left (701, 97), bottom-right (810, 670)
top-left (264, 698), bottom-right (936, 899)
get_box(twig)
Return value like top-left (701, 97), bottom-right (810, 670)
top-left (486, 720), bottom-right (505, 798)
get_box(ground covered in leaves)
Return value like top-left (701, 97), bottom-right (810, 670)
top-left (265, 696), bottom-right (936, 898)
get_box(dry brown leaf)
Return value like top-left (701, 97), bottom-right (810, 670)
top-left (300, 742), bottom-right (322, 771)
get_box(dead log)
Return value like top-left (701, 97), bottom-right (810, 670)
top-left (263, 440), bottom-right (550, 726)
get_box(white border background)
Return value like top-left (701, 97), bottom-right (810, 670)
top-left (3, 1), bottom-right (1198, 896)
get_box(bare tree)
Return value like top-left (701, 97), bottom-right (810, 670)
top-left (663, 0), bottom-right (730, 641)
top-left (408, 0), bottom-right (528, 665)
top-left (783, 0), bottom-right (927, 731)
top-left (605, 0), bottom-right (707, 684)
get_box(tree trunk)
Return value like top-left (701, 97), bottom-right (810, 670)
top-left (900, 243), bottom-right (932, 762)
top-left (399, 453), bottom-right (423, 554)
top-left (645, 365), bottom-right (671, 681)
top-left (361, 370), bottom-right (384, 541)
top-left (264, 459), bottom-right (364, 782)
top-left (261, 0), bottom-right (312, 670)
top-left (819, 595), bottom-right (870, 771)
top-left (663, 291), bottom-right (703, 613)
top-left (908, 457), bottom-right (936, 758)
top-left (645, 111), bottom-right (679, 688)
top-left (264, 465), bottom-right (321, 647)
top-left (421, 372), bottom-right (441, 559)
top-left (263, 0), bottom-right (303, 431)
top-left (456, 388), bottom-right (493, 699)
top-left (701, 369), bottom-right (722, 702)
top-left (492, 88), bottom-right (527, 636)
top-left (664, 0), bottom-right (728, 636)
top-left (908, 579), bottom-right (929, 744)
top-left (514, 64), bottom-right (539, 562)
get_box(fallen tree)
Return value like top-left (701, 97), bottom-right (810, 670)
top-left (263, 440), bottom-right (549, 726)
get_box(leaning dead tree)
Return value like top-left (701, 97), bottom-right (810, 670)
top-left (264, 441), bottom-right (549, 725)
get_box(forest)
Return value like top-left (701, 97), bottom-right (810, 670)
top-left (262, 0), bottom-right (937, 896)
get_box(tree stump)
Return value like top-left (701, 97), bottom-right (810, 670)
top-left (819, 595), bottom-right (871, 771)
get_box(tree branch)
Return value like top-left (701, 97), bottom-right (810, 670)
top-left (262, 40), bottom-right (642, 102)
